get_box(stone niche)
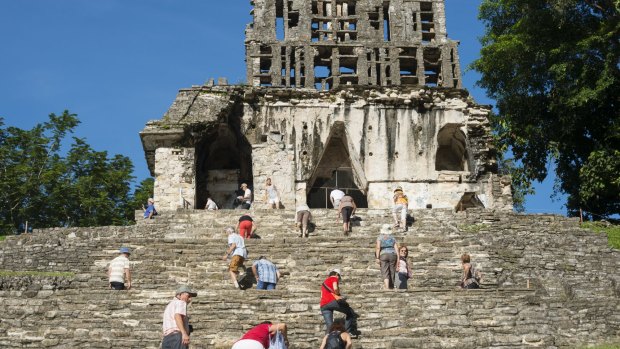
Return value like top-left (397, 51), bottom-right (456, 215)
top-left (140, 85), bottom-right (513, 211)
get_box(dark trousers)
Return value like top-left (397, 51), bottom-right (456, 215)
top-left (161, 332), bottom-right (188, 349)
top-left (320, 300), bottom-right (358, 334)
top-left (110, 282), bottom-right (125, 290)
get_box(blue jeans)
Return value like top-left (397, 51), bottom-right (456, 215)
top-left (257, 280), bottom-right (276, 290)
top-left (320, 300), bottom-right (358, 334)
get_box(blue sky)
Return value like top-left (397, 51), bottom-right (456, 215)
top-left (0, 0), bottom-right (567, 214)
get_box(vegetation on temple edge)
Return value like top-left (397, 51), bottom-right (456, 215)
top-left (473, 0), bottom-right (620, 219)
top-left (582, 221), bottom-right (620, 249)
top-left (0, 111), bottom-right (153, 235)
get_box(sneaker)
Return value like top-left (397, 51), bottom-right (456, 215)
top-left (350, 329), bottom-right (361, 338)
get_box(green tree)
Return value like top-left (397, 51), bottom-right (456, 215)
top-left (472, 0), bottom-right (620, 219)
top-left (130, 177), bottom-right (155, 213)
top-left (0, 111), bottom-right (137, 233)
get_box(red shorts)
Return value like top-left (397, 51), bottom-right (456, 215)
top-left (239, 221), bottom-right (253, 239)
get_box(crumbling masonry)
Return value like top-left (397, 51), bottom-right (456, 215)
top-left (140, 0), bottom-right (513, 211)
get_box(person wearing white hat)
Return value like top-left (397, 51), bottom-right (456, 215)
top-left (319, 269), bottom-right (360, 337)
top-left (162, 285), bottom-right (198, 349)
top-left (107, 247), bottom-right (131, 290)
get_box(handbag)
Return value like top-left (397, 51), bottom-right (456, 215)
top-left (269, 329), bottom-right (287, 349)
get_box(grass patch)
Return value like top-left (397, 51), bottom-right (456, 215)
top-left (0, 235), bottom-right (5, 242)
top-left (580, 345), bottom-right (620, 349)
top-left (0, 270), bottom-right (74, 277)
top-left (582, 222), bottom-right (620, 250)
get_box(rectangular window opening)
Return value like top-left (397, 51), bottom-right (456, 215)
top-left (288, 11), bottom-right (300, 28)
top-left (276, 17), bottom-right (285, 41)
top-left (383, 7), bottom-right (391, 41)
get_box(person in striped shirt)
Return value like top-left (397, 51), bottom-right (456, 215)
top-left (107, 247), bottom-right (131, 290)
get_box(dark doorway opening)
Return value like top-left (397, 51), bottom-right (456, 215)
top-left (195, 119), bottom-right (253, 209)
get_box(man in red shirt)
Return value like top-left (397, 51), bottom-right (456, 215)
top-left (320, 269), bottom-right (360, 337)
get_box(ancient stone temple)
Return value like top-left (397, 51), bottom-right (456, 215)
top-left (140, 0), bottom-right (513, 211)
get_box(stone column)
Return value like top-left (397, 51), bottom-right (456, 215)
top-left (154, 147), bottom-right (196, 210)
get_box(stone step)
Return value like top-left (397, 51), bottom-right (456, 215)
top-left (0, 288), bottom-right (541, 349)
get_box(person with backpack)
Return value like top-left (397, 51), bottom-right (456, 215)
top-left (319, 319), bottom-right (352, 349)
top-left (392, 186), bottom-right (409, 232)
top-left (460, 253), bottom-right (482, 289)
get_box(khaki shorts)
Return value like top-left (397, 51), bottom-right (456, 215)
top-left (229, 255), bottom-right (245, 272)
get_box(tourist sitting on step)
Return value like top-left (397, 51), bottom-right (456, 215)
top-left (319, 319), bottom-right (353, 349)
top-left (251, 256), bottom-right (281, 290)
top-left (295, 203), bottom-right (312, 238)
top-left (337, 195), bottom-right (357, 235)
top-left (234, 183), bottom-right (252, 209)
top-left (396, 245), bottom-right (413, 289)
top-left (263, 177), bottom-right (281, 209)
top-left (375, 224), bottom-right (399, 290)
top-left (237, 214), bottom-right (256, 239)
top-left (205, 192), bottom-right (219, 210)
top-left (223, 226), bottom-right (249, 289)
top-left (161, 285), bottom-right (197, 349)
top-left (143, 198), bottom-right (157, 219)
top-left (231, 321), bottom-right (288, 349)
top-left (107, 247), bottom-right (132, 290)
top-left (320, 269), bottom-right (360, 337)
top-left (392, 186), bottom-right (409, 231)
top-left (460, 253), bottom-right (482, 289)
top-left (330, 188), bottom-right (345, 211)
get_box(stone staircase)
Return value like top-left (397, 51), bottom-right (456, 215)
top-left (0, 208), bottom-right (619, 348)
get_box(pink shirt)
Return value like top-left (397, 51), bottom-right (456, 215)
top-left (162, 298), bottom-right (188, 336)
top-left (240, 323), bottom-right (271, 348)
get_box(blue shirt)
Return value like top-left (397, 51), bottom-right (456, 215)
top-left (253, 259), bottom-right (279, 284)
top-left (144, 204), bottom-right (156, 219)
top-left (377, 234), bottom-right (397, 255)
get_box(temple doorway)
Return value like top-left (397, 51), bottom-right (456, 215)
top-left (306, 123), bottom-right (368, 208)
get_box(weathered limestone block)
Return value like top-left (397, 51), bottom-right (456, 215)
top-left (154, 147), bottom-right (196, 210)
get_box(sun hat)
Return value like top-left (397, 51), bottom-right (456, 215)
top-left (394, 186), bottom-right (402, 192)
top-left (331, 268), bottom-right (342, 277)
top-left (176, 285), bottom-right (198, 297)
top-left (119, 247), bottom-right (131, 254)
top-left (380, 224), bottom-right (392, 235)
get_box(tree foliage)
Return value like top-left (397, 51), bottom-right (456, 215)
top-left (0, 111), bottom-right (147, 233)
top-left (473, 0), bottom-right (620, 219)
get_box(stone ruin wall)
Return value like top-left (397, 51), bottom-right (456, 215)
top-left (246, 0), bottom-right (461, 90)
top-left (141, 86), bottom-right (513, 212)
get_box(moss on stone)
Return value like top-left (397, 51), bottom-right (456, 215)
top-left (581, 345), bottom-right (620, 349)
top-left (459, 223), bottom-right (485, 233)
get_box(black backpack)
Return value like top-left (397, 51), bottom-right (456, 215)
top-left (325, 331), bottom-right (345, 349)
